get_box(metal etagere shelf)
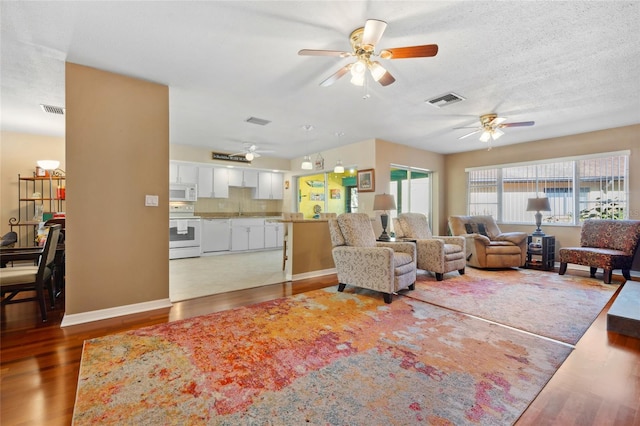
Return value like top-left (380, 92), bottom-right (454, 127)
top-left (9, 173), bottom-right (65, 247)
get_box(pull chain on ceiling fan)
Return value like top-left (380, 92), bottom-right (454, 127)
top-left (299, 19), bottom-right (438, 87)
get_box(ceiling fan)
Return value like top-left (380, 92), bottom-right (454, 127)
top-left (230, 144), bottom-right (271, 161)
top-left (456, 113), bottom-right (535, 142)
top-left (298, 19), bottom-right (438, 87)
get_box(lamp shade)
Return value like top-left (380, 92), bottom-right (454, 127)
top-left (373, 193), bottom-right (396, 211)
top-left (526, 197), bottom-right (551, 212)
top-left (301, 156), bottom-right (313, 170)
top-left (37, 160), bottom-right (60, 170)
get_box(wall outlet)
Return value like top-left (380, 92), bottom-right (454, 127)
top-left (145, 195), bottom-right (159, 207)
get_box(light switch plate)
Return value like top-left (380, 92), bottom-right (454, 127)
top-left (145, 195), bottom-right (159, 207)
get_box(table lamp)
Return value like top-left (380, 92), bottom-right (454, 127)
top-left (526, 197), bottom-right (551, 236)
top-left (373, 193), bottom-right (396, 241)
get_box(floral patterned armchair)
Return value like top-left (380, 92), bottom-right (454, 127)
top-left (559, 219), bottom-right (640, 284)
top-left (328, 213), bottom-right (416, 303)
top-left (394, 213), bottom-right (466, 281)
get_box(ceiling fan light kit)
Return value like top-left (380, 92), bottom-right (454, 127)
top-left (299, 19), bottom-right (438, 88)
top-left (457, 113), bottom-right (535, 146)
top-left (334, 160), bottom-right (345, 174)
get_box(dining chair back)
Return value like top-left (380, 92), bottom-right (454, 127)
top-left (0, 224), bottom-right (61, 321)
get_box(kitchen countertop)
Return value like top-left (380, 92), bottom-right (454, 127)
top-left (196, 212), bottom-right (282, 219)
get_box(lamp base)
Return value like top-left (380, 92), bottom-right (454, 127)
top-left (378, 213), bottom-right (391, 241)
top-left (531, 229), bottom-right (545, 236)
top-left (378, 231), bottom-right (391, 241)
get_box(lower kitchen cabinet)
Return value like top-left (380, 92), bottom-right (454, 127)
top-left (264, 223), bottom-right (284, 248)
top-left (230, 218), bottom-right (265, 251)
top-left (201, 219), bottom-right (231, 252)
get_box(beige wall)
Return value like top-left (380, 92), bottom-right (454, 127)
top-left (65, 63), bottom-right (170, 315)
top-left (444, 124), bottom-right (640, 269)
top-left (1, 132), bottom-right (65, 239)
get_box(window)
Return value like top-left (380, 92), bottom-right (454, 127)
top-left (467, 151), bottom-right (629, 224)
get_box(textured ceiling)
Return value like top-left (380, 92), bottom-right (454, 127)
top-left (1, 1), bottom-right (639, 158)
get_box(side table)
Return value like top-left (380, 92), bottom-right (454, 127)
top-left (525, 235), bottom-right (555, 271)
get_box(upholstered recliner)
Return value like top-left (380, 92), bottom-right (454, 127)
top-left (448, 215), bottom-right (527, 269)
top-left (559, 219), bottom-right (640, 284)
top-left (328, 213), bottom-right (416, 303)
top-left (394, 213), bottom-right (466, 281)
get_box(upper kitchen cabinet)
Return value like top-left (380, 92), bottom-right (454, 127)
top-left (170, 161), bottom-right (198, 184)
top-left (228, 169), bottom-right (258, 188)
top-left (198, 166), bottom-right (229, 198)
top-left (255, 171), bottom-right (284, 200)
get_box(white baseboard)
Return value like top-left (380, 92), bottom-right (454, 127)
top-left (60, 298), bottom-right (172, 327)
top-left (290, 268), bottom-right (336, 282)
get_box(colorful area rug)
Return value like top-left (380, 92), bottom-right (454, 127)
top-left (408, 268), bottom-right (618, 345)
top-left (73, 287), bottom-right (571, 425)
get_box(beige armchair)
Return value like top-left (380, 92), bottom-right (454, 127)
top-left (395, 213), bottom-right (466, 281)
top-left (448, 215), bottom-right (527, 269)
top-left (328, 213), bottom-right (416, 303)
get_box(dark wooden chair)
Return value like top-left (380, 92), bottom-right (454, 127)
top-left (0, 225), bottom-right (61, 321)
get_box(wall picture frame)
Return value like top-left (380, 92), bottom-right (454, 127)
top-left (357, 169), bottom-right (375, 192)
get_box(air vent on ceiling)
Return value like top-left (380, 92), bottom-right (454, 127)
top-left (245, 116), bottom-right (271, 126)
top-left (425, 93), bottom-right (465, 108)
top-left (40, 104), bottom-right (65, 115)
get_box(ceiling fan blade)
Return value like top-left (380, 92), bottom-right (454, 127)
top-left (298, 49), bottom-right (352, 58)
top-left (380, 44), bottom-right (439, 59)
top-left (458, 129), bottom-right (482, 140)
top-left (377, 71), bottom-right (396, 86)
top-left (500, 121), bottom-right (535, 127)
top-left (320, 65), bottom-right (351, 87)
top-left (362, 19), bottom-right (387, 47)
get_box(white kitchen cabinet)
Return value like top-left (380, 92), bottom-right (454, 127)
top-left (213, 168), bottom-right (229, 197)
top-left (170, 161), bottom-right (198, 184)
top-left (256, 172), bottom-right (284, 200)
top-left (230, 218), bottom-right (265, 251)
top-left (264, 222), bottom-right (284, 248)
top-left (228, 168), bottom-right (258, 188)
top-left (201, 219), bottom-right (231, 252)
top-left (198, 167), bottom-right (229, 198)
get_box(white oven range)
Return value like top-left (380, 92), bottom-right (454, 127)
top-left (169, 202), bottom-right (201, 260)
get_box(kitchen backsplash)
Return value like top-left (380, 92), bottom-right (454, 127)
top-left (195, 186), bottom-right (282, 216)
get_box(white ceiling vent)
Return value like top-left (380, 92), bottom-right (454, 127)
top-left (40, 104), bottom-right (65, 115)
top-left (425, 93), bottom-right (466, 108)
top-left (245, 116), bottom-right (271, 126)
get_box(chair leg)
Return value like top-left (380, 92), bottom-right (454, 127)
top-left (603, 269), bottom-right (612, 284)
top-left (590, 267), bottom-right (597, 278)
top-left (622, 269), bottom-right (632, 281)
top-left (282, 240), bottom-right (287, 271)
top-left (559, 263), bottom-right (567, 275)
top-left (458, 268), bottom-right (465, 275)
top-left (435, 273), bottom-right (444, 281)
top-left (337, 283), bottom-right (346, 292)
top-left (36, 283), bottom-right (48, 322)
top-left (383, 293), bottom-right (392, 304)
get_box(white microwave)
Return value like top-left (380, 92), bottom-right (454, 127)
top-left (169, 183), bottom-right (197, 202)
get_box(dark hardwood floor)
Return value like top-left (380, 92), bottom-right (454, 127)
top-left (1, 272), bottom-right (638, 425)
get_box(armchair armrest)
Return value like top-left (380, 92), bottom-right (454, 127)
top-left (462, 233), bottom-right (491, 246)
top-left (434, 235), bottom-right (465, 249)
top-left (494, 232), bottom-right (527, 245)
top-left (376, 241), bottom-right (417, 261)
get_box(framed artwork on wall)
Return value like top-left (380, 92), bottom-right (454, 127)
top-left (357, 169), bottom-right (375, 192)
